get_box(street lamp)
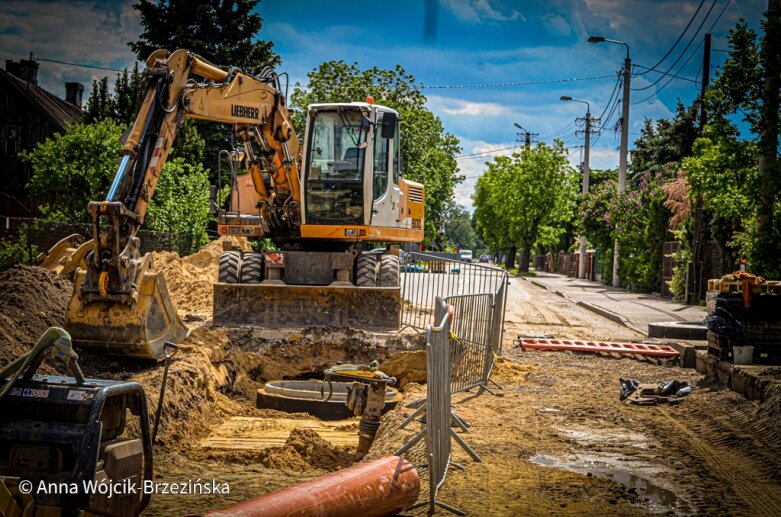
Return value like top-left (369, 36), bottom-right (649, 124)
top-left (513, 122), bottom-right (532, 149)
top-left (560, 96), bottom-right (592, 280)
top-left (589, 34), bottom-right (631, 288)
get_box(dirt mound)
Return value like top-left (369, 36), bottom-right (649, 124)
top-left (149, 236), bottom-right (251, 315)
top-left (0, 265), bottom-right (73, 371)
top-left (285, 427), bottom-right (356, 471)
top-left (381, 350), bottom-right (427, 388)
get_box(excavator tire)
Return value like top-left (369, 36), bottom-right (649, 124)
top-left (379, 255), bottom-right (400, 287)
top-left (241, 252), bottom-right (264, 284)
top-left (355, 254), bottom-right (377, 287)
top-left (219, 251), bottom-right (241, 284)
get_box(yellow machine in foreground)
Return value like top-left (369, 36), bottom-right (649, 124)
top-left (64, 49), bottom-right (424, 359)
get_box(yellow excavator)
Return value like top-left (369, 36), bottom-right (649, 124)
top-left (63, 49), bottom-right (425, 360)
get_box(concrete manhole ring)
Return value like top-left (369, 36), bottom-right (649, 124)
top-left (256, 380), bottom-right (402, 420)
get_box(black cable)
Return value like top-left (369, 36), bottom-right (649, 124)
top-left (455, 145), bottom-right (520, 159)
top-left (422, 74), bottom-right (615, 89)
top-left (633, 39), bottom-right (704, 104)
top-left (633, 0), bottom-right (718, 92)
top-left (636, 0), bottom-right (707, 75)
top-left (37, 56), bottom-right (125, 73)
top-left (633, 64), bottom-right (701, 84)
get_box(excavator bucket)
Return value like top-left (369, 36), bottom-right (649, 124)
top-left (64, 268), bottom-right (189, 360)
top-left (37, 234), bottom-right (92, 278)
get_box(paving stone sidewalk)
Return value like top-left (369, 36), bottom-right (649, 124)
top-left (525, 272), bottom-right (707, 336)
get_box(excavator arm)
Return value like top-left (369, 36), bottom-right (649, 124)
top-left (67, 49), bottom-right (303, 358)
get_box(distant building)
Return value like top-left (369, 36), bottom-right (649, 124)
top-left (0, 59), bottom-right (83, 216)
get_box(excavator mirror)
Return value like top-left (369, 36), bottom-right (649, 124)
top-left (381, 112), bottom-right (397, 139)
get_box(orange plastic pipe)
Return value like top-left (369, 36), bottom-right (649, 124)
top-left (194, 456), bottom-right (419, 517)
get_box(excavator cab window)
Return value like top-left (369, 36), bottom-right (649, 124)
top-left (373, 112), bottom-right (390, 201)
top-left (305, 109), bottom-right (367, 224)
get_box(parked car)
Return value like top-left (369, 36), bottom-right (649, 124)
top-left (458, 249), bottom-right (473, 262)
top-left (479, 254), bottom-right (491, 263)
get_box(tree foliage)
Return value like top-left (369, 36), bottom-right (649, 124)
top-left (84, 65), bottom-right (145, 126)
top-left (290, 61), bottom-right (463, 244)
top-left (145, 158), bottom-right (210, 249)
top-left (129, 0), bottom-right (280, 176)
top-left (704, 14), bottom-right (781, 276)
top-left (473, 141), bottom-right (578, 272)
top-left (22, 119), bottom-right (124, 221)
top-left (130, 0), bottom-right (279, 71)
top-left (21, 121), bottom-right (211, 250)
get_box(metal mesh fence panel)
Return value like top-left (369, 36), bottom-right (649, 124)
top-left (0, 216), bottom-right (198, 261)
top-left (401, 252), bottom-right (508, 349)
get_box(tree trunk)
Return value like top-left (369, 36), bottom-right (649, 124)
top-left (506, 246), bottom-right (517, 269)
top-left (519, 247), bottom-right (531, 273)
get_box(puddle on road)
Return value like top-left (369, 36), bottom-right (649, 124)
top-left (530, 452), bottom-right (694, 515)
top-left (558, 427), bottom-right (650, 449)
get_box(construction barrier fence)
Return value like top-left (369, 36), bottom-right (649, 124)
top-left (400, 251), bottom-right (508, 354)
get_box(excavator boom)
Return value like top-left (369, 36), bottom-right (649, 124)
top-left (64, 49), bottom-right (424, 359)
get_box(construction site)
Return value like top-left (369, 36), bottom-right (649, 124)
top-left (1, 2), bottom-right (781, 514)
top-left (1, 234), bottom-right (780, 516)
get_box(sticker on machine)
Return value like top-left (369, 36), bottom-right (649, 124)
top-left (67, 390), bottom-right (95, 401)
top-left (9, 388), bottom-right (50, 398)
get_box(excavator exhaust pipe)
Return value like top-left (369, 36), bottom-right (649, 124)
top-left (65, 268), bottom-right (189, 360)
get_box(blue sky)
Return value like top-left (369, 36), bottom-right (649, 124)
top-left (0, 0), bottom-right (766, 208)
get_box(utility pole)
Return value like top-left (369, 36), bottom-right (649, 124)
top-left (513, 123), bottom-right (538, 150)
top-left (700, 33), bottom-right (711, 128)
top-left (612, 49), bottom-right (631, 288)
top-left (561, 97), bottom-right (600, 279)
top-left (690, 33), bottom-right (712, 304)
top-left (580, 112), bottom-right (592, 279)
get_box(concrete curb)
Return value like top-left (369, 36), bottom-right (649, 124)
top-left (524, 278), bottom-right (648, 337)
top-left (522, 277), bottom-right (697, 367)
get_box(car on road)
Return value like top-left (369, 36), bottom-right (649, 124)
top-left (479, 254), bottom-right (491, 263)
top-left (458, 249), bottom-right (473, 262)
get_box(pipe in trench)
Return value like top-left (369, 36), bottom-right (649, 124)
top-left (192, 456), bottom-right (419, 517)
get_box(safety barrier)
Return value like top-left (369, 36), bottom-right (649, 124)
top-left (397, 299), bottom-right (469, 515)
top-left (400, 252), bottom-right (508, 354)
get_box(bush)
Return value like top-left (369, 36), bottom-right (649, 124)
top-left (0, 227), bottom-right (36, 272)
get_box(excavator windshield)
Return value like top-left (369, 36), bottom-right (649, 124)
top-left (305, 109), bottom-right (368, 224)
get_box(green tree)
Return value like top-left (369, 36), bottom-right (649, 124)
top-left (443, 205), bottom-right (480, 252)
top-left (290, 60), bottom-right (463, 245)
top-left (113, 63), bottom-right (145, 126)
top-left (84, 77), bottom-right (113, 124)
top-left (23, 119), bottom-right (124, 221)
top-left (473, 141), bottom-right (578, 272)
top-left (706, 12), bottom-right (781, 276)
top-left (130, 0), bottom-right (281, 177)
top-left (129, 0), bottom-right (279, 70)
top-left (22, 121), bottom-right (212, 250)
top-left (145, 158), bottom-right (211, 250)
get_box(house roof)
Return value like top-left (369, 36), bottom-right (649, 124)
top-left (0, 70), bottom-right (82, 130)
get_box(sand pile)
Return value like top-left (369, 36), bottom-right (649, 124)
top-left (150, 236), bottom-right (251, 315)
top-left (0, 265), bottom-right (73, 371)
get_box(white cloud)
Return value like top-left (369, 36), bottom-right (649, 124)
top-left (0, 1), bottom-right (141, 99)
top-left (427, 95), bottom-right (509, 117)
top-left (541, 12), bottom-right (571, 36)
top-left (440, 0), bottom-right (525, 23)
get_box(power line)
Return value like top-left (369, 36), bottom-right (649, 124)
top-left (36, 56), bottom-right (125, 73)
top-left (633, 64), bottom-right (701, 84)
top-left (633, 38), bottom-right (704, 104)
top-left (422, 74), bottom-right (615, 89)
top-left (632, 0), bottom-right (718, 92)
top-left (637, 0), bottom-right (707, 75)
top-left (455, 144), bottom-right (520, 159)
top-left (631, 0), bottom-right (731, 105)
